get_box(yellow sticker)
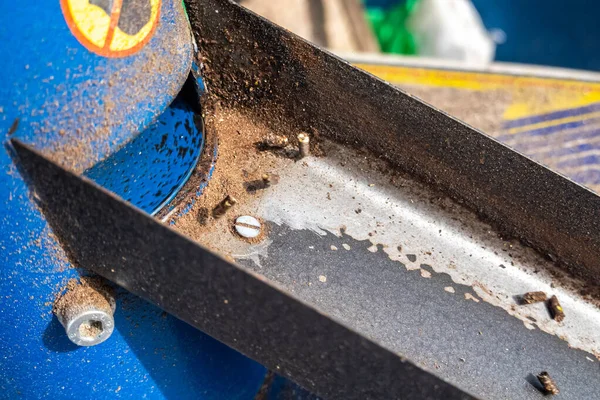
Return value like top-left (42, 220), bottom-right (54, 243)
top-left (61, 0), bottom-right (161, 58)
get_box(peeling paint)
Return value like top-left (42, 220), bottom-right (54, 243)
top-left (245, 142), bottom-right (600, 357)
top-left (464, 293), bottom-right (480, 303)
top-left (191, 139), bottom-right (600, 360)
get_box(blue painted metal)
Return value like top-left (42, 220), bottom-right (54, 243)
top-left (192, 59), bottom-right (208, 96)
top-left (167, 139), bottom-right (218, 223)
top-left (2, 136), bottom-right (266, 400)
top-left (84, 96), bottom-right (204, 215)
top-left (503, 102), bottom-right (600, 130)
top-left (0, 0), bottom-right (267, 398)
top-left (1, 0), bottom-right (193, 173)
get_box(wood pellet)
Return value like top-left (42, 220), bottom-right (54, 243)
top-left (537, 371), bottom-right (559, 395)
top-left (521, 291), bottom-right (547, 304)
top-left (548, 295), bottom-right (565, 322)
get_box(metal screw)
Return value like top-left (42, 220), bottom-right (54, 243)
top-left (262, 174), bottom-right (272, 187)
top-left (54, 278), bottom-right (116, 347)
top-left (298, 133), bottom-right (310, 158)
top-left (234, 216), bottom-right (262, 239)
top-left (261, 173), bottom-right (280, 189)
top-left (65, 309), bottom-right (114, 347)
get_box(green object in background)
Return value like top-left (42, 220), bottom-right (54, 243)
top-left (365, 0), bottom-right (420, 55)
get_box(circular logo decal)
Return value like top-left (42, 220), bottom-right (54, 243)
top-left (61, 0), bottom-right (161, 58)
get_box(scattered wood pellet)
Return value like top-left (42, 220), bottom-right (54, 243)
top-left (537, 371), bottom-right (559, 395)
top-left (548, 295), bottom-right (565, 322)
top-left (263, 134), bottom-right (289, 148)
top-left (212, 195), bottom-right (237, 218)
top-left (521, 291), bottom-right (547, 304)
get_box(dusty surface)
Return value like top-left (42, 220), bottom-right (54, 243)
top-left (167, 99), bottom-right (600, 307)
top-left (188, 0), bottom-right (600, 294)
top-left (163, 113), bottom-right (600, 397)
top-left (79, 320), bottom-right (103, 338)
top-left (53, 277), bottom-right (114, 323)
top-left (20, 0), bottom-right (192, 174)
top-left (398, 85), bottom-right (513, 137)
top-left (165, 102), bottom-right (600, 359)
top-left (170, 105), bottom-right (295, 251)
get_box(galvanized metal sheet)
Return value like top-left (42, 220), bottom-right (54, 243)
top-left (203, 141), bottom-right (600, 399)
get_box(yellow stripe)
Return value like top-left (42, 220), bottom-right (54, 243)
top-left (506, 110), bottom-right (600, 135)
top-left (355, 64), bottom-right (600, 92)
top-left (355, 63), bottom-right (600, 121)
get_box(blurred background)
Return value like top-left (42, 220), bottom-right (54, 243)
top-left (239, 0), bottom-right (600, 71)
top-left (239, 0), bottom-right (600, 194)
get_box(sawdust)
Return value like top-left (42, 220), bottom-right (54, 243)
top-left (25, 1), bottom-right (192, 174)
top-left (41, 227), bottom-right (70, 271)
top-left (464, 293), bottom-right (481, 303)
top-left (171, 104), bottom-right (294, 249)
top-left (53, 277), bottom-right (114, 324)
top-left (79, 320), bottom-right (103, 338)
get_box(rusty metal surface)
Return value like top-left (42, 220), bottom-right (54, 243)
top-left (11, 139), bottom-right (475, 400)
top-left (187, 0), bottom-right (600, 290)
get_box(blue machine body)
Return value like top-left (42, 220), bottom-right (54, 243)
top-left (0, 0), bottom-right (267, 398)
top-left (83, 96), bottom-right (204, 215)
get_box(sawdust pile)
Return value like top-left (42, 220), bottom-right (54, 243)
top-left (53, 277), bottom-right (114, 324)
top-left (171, 105), bottom-right (295, 247)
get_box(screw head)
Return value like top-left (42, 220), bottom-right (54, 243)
top-left (297, 133), bottom-right (308, 142)
top-left (65, 309), bottom-right (114, 346)
top-left (234, 216), bottom-right (262, 239)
